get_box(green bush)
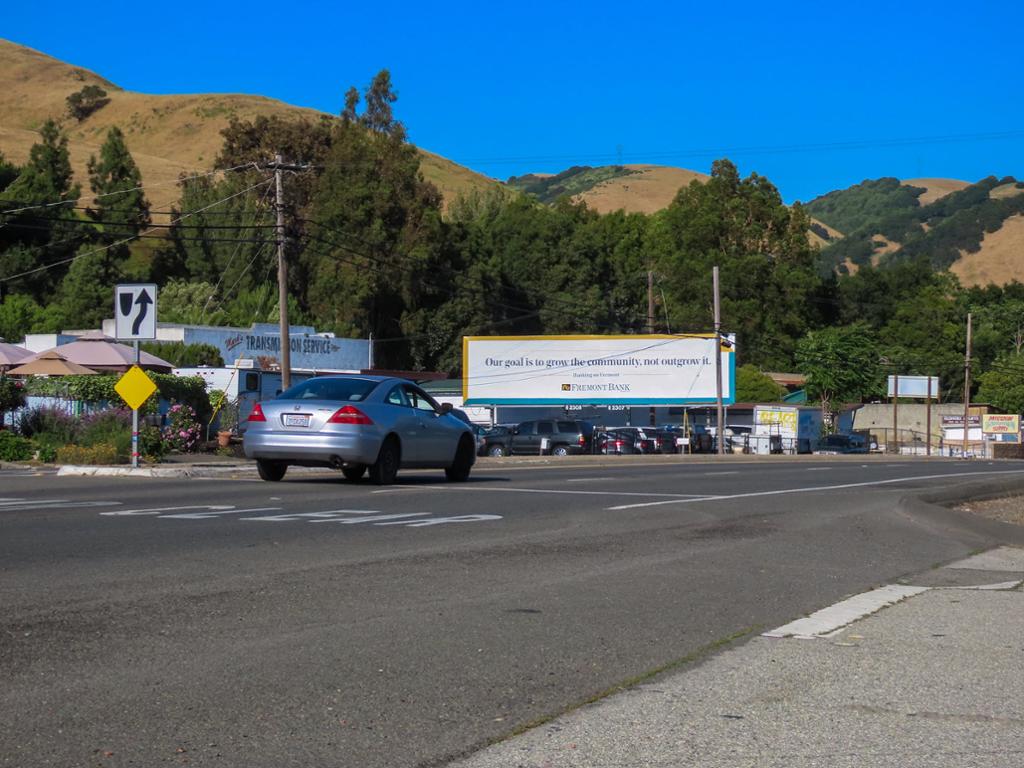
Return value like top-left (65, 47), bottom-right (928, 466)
top-left (33, 441), bottom-right (57, 463)
top-left (0, 430), bottom-right (33, 461)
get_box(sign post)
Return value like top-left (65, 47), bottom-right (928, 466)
top-left (114, 285), bottom-right (158, 468)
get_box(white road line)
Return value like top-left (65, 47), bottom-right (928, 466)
top-left (703, 471), bottom-right (738, 476)
top-left (606, 468), bottom-right (1024, 510)
top-left (0, 501), bottom-right (121, 511)
top-left (102, 505), bottom-right (235, 517)
top-left (763, 585), bottom-right (928, 639)
top-left (566, 477), bottom-right (613, 483)
top-left (160, 507), bottom-right (283, 519)
top-left (311, 513), bottom-right (432, 524)
top-left (445, 486), bottom-right (717, 499)
top-left (0, 499), bottom-right (67, 507)
top-left (805, 467), bottom-right (832, 471)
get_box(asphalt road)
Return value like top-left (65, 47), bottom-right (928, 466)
top-left (2, 458), bottom-right (1023, 767)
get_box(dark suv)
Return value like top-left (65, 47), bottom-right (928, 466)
top-left (506, 420), bottom-right (593, 456)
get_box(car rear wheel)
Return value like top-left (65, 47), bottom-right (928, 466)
top-left (256, 459), bottom-right (287, 482)
top-left (446, 436), bottom-right (475, 482)
top-left (369, 437), bottom-right (400, 485)
top-left (487, 444), bottom-right (506, 457)
top-left (341, 464), bottom-right (366, 481)
top-left (552, 444), bottom-right (569, 457)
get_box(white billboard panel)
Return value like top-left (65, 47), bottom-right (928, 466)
top-left (887, 375), bottom-right (939, 399)
top-left (462, 335), bottom-right (735, 406)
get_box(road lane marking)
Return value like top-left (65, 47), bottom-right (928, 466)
top-left (566, 477), bottom-right (613, 483)
top-left (763, 585), bottom-right (928, 639)
top-left (805, 467), bottom-right (832, 471)
top-left (311, 513), bottom-right (432, 524)
top-left (160, 507), bottom-right (283, 519)
top-left (703, 471), bottom-right (738, 476)
top-left (102, 505), bottom-right (235, 516)
top-left (443, 487), bottom-right (717, 499)
top-left (0, 500), bottom-right (121, 511)
top-left (375, 514), bottom-right (503, 527)
top-left (606, 468), bottom-right (1024, 510)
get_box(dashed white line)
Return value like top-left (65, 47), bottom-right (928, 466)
top-left (805, 467), bottom-right (832, 472)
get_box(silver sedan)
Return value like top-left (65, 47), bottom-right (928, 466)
top-left (243, 375), bottom-right (475, 484)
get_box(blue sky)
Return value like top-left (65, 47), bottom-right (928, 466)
top-left (5, 1), bottom-right (1023, 202)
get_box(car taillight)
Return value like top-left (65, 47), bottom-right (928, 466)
top-left (248, 403), bottom-right (267, 422)
top-left (613, 439), bottom-right (624, 448)
top-left (327, 405), bottom-right (374, 425)
top-left (578, 434), bottom-right (586, 446)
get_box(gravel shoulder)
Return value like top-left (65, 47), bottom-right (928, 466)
top-left (957, 495), bottom-right (1024, 525)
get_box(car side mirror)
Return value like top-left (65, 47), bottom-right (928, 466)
top-left (439, 402), bottom-right (453, 414)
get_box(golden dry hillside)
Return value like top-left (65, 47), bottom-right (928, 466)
top-left (573, 164), bottom-right (708, 214)
top-left (901, 177), bottom-right (969, 205)
top-left (0, 39), bottom-right (501, 210)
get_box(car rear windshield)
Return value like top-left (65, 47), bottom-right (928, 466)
top-left (278, 377), bottom-right (378, 402)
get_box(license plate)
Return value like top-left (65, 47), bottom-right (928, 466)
top-left (283, 414), bottom-right (310, 427)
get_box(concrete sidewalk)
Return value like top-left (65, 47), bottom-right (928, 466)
top-left (451, 547), bottom-right (1024, 768)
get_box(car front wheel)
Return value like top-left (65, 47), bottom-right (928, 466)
top-left (445, 436), bottom-right (474, 482)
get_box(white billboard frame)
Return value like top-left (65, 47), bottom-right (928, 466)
top-left (887, 375), bottom-right (939, 399)
top-left (462, 334), bottom-right (735, 406)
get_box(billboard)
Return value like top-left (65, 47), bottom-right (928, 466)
top-left (462, 335), bottom-right (735, 406)
top-left (887, 375), bottom-right (939, 399)
top-left (982, 414), bottom-right (1020, 435)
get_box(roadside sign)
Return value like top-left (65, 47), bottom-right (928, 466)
top-left (982, 414), bottom-right (1020, 435)
top-left (115, 365), bottom-right (157, 410)
top-left (887, 375), bottom-right (939, 399)
top-left (114, 284), bottom-right (157, 340)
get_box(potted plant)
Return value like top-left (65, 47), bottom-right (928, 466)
top-left (214, 395), bottom-right (239, 448)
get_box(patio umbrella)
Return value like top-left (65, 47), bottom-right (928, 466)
top-left (0, 340), bottom-right (33, 372)
top-left (7, 349), bottom-right (100, 376)
top-left (28, 330), bottom-right (173, 373)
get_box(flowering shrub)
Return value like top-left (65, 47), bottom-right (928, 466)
top-left (0, 378), bottom-right (26, 417)
top-left (164, 403), bottom-right (203, 452)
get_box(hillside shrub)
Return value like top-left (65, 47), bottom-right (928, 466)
top-left (0, 430), bottom-right (33, 461)
top-left (66, 85), bottom-right (110, 121)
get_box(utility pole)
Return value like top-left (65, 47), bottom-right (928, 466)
top-left (273, 154), bottom-right (290, 390)
top-left (713, 265), bottom-right (725, 455)
top-left (647, 269), bottom-right (656, 427)
top-left (266, 154), bottom-right (313, 390)
top-left (962, 312), bottom-right (973, 458)
top-left (926, 374), bottom-right (933, 457)
top-left (892, 371), bottom-right (899, 455)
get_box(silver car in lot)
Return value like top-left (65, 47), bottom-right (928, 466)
top-left (243, 375), bottom-right (476, 484)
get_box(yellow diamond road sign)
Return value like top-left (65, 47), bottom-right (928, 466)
top-left (115, 365), bottom-right (157, 410)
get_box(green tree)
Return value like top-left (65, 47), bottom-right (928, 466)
top-left (796, 323), bottom-right (884, 422)
top-left (65, 85), bottom-right (110, 121)
top-left (87, 126), bottom-right (149, 232)
top-left (735, 364), bottom-right (785, 402)
top-left (654, 159), bottom-right (821, 369)
top-left (976, 354), bottom-right (1024, 414)
top-left (0, 120), bottom-right (82, 299)
top-left (0, 293), bottom-right (51, 341)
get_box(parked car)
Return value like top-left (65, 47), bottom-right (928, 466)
top-left (659, 425), bottom-right (713, 453)
top-left (595, 429), bottom-right (641, 454)
top-left (614, 426), bottom-right (678, 454)
top-left (477, 425), bottom-right (512, 457)
top-left (243, 375), bottom-right (476, 484)
top-left (506, 420), bottom-right (593, 456)
top-left (814, 433), bottom-right (869, 455)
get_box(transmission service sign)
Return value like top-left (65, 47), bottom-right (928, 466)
top-left (462, 334), bottom-right (735, 405)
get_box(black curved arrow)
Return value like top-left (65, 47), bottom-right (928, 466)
top-left (132, 290), bottom-right (153, 335)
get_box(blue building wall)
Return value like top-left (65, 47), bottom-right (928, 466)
top-left (176, 323), bottom-right (369, 372)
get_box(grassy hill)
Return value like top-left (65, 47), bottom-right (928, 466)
top-left (508, 164), bottom-right (709, 213)
top-left (809, 175), bottom-right (1024, 283)
top-left (0, 39), bottom-right (501, 212)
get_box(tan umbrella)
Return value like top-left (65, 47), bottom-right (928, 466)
top-left (0, 340), bottom-right (33, 371)
top-left (27, 330), bottom-right (173, 373)
top-left (7, 349), bottom-right (100, 376)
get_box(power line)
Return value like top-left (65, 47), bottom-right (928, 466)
top-left (0, 177), bottom-right (273, 284)
top-left (0, 162), bottom-right (262, 217)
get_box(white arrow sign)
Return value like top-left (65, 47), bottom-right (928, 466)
top-left (114, 283), bottom-right (158, 340)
